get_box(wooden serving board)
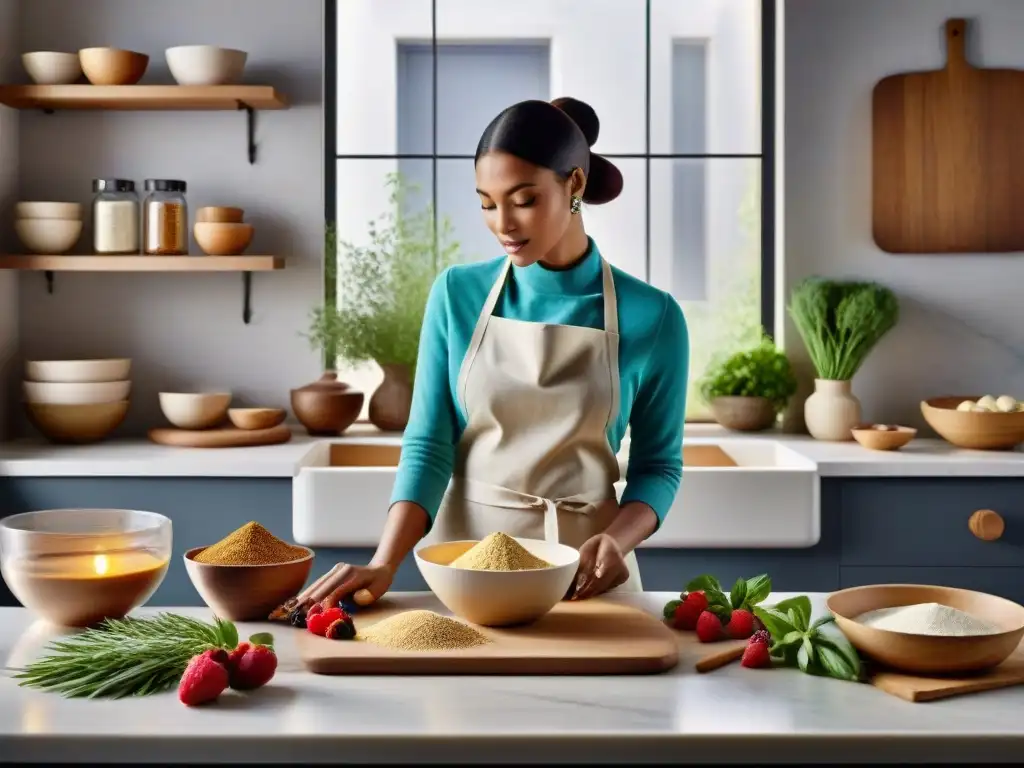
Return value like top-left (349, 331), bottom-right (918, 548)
top-left (297, 593), bottom-right (679, 675)
top-left (147, 423), bottom-right (291, 448)
top-left (872, 19), bottom-right (1024, 253)
top-left (869, 641), bottom-right (1024, 703)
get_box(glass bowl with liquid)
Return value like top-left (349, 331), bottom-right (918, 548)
top-left (0, 509), bottom-right (172, 627)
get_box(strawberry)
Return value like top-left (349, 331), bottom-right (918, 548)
top-left (684, 590), bottom-right (708, 614)
top-left (227, 642), bottom-right (278, 690)
top-left (178, 650), bottom-right (229, 706)
top-left (695, 610), bottom-right (723, 642)
top-left (741, 640), bottom-right (772, 669)
top-left (726, 609), bottom-right (755, 639)
top-left (307, 606), bottom-right (344, 636)
top-left (671, 601), bottom-right (702, 630)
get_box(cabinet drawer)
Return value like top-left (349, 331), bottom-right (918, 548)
top-left (839, 478), bottom-right (1024, 567)
top-left (841, 566), bottom-right (1024, 606)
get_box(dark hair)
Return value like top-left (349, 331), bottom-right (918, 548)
top-left (474, 97), bottom-right (623, 205)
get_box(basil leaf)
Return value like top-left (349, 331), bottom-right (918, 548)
top-left (686, 574), bottom-right (723, 594)
top-left (744, 574), bottom-right (772, 607)
top-left (663, 599), bottom-right (682, 620)
top-left (708, 602), bottom-right (732, 623)
top-left (811, 614), bottom-right (836, 630)
top-left (248, 632), bottom-right (274, 648)
top-left (787, 608), bottom-right (802, 631)
top-left (780, 630), bottom-right (804, 647)
top-left (797, 642), bottom-right (812, 672)
top-left (729, 578), bottom-right (748, 610)
top-left (773, 596), bottom-right (812, 631)
top-left (814, 641), bottom-right (861, 682)
top-left (815, 631), bottom-right (863, 681)
top-left (753, 606), bottom-right (796, 639)
top-left (216, 617), bottom-right (239, 649)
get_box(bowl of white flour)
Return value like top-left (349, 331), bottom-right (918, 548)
top-left (826, 584), bottom-right (1024, 674)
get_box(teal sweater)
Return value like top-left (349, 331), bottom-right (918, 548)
top-left (390, 239), bottom-right (689, 529)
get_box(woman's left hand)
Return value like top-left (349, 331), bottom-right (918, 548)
top-left (568, 532), bottom-right (629, 600)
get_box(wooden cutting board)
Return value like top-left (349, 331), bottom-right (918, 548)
top-left (869, 640), bottom-right (1024, 702)
top-left (148, 424), bottom-right (291, 448)
top-left (297, 593), bottom-right (679, 675)
top-left (872, 18), bottom-right (1024, 253)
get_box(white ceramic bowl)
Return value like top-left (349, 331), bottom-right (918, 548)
top-left (165, 46), bottom-right (247, 85)
top-left (23, 379), bottom-right (131, 406)
top-left (414, 537), bottom-right (580, 627)
top-left (159, 391), bottom-right (231, 430)
top-left (21, 51), bottom-right (82, 84)
top-left (15, 201), bottom-right (83, 221)
top-left (14, 218), bottom-right (82, 254)
top-left (26, 358), bottom-right (132, 383)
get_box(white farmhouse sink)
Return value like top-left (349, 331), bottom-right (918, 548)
top-left (292, 438), bottom-right (820, 549)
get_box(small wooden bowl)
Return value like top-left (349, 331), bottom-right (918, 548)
top-left (851, 424), bottom-right (916, 451)
top-left (196, 206), bottom-right (244, 224)
top-left (183, 545), bottom-right (314, 621)
top-left (194, 222), bottom-right (254, 255)
top-left (827, 584), bottom-right (1024, 674)
top-left (290, 388), bottom-right (363, 436)
top-left (921, 396), bottom-right (1024, 450)
top-left (228, 407), bottom-right (286, 431)
top-left (79, 47), bottom-right (149, 85)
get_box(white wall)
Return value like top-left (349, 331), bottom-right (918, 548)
top-left (785, 0), bottom-right (1024, 430)
top-left (14, 0), bottom-right (324, 437)
top-left (0, 0), bottom-right (19, 441)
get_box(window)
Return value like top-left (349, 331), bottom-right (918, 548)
top-left (324, 0), bottom-right (775, 420)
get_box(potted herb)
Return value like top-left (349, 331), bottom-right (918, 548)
top-left (698, 334), bottom-right (797, 431)
top-left (787, 277), bottom-right (899, 441)
top-left (317, 173), bottom-right (459, 431)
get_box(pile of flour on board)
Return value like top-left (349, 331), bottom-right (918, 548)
top-left (855, 602), bottom-right (1000, 636)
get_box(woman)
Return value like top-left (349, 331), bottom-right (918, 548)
top-left (313, 97), bottom-right (688, 606)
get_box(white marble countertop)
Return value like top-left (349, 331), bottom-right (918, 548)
top-left (0, 592), bottom-right (1022, 763)
top-left (0, 423), bottom-right (1022, 479)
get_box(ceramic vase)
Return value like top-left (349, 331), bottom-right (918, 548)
top-left (369, 363), bottom-right (413, 432)
top-left (290, 371), bottom-right (363, 436)
top-left (804, 379), bottom-right (861, 441)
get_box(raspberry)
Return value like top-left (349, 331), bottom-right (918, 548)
top-left (726, 609), bottom-right (755, 639)
top-left (750, 629), bottom-right (771, 646)
top-left (671, 601), bottom-right (702, 631)
top-left (307, 607), bottom-right (344, 636)
top-left (695, 610), bottom-right (723, 642)
top-left (306, 602), bottom-right (324, 618)
top-left (684, 591), bottom-right (708, 613)
top-left (227, 642), bottom-right (278, 690)
top-left (178, 650), bottom-right (229, 706)
top-left (741, 641), bottom-right (771, 669)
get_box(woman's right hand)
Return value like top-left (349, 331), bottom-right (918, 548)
top-left (308, 562), bottom-right (396, 608)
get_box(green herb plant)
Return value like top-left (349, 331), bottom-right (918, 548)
top-left (662, 572), bottom-right (772, 623)
top-left (305, 173), bottom-right (460, 376)
top-left (12, 613), bottom-right (267, 699)
top-left (753, 596), bottom-right (863, 682)
top-left (787, 277), bottom-right (899, 381)
top-left (698, 332), bottom-right (798, 412)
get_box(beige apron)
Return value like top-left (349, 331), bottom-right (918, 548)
top-left (429, 253), bottom-right (642, 592)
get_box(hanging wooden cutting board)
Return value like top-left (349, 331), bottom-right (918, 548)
top-left (297, 593), bottom-right (679, 675)
top-left (147, 423), bottom-right (291, 448)
top-left (872, 18), bottom-right (1024, 253)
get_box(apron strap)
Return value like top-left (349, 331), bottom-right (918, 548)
top-left (457, 257), bottom-right (512, 413)
top-left (600, 257), bottom-right (621, 430)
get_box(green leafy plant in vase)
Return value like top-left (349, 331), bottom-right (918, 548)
top-left (787, 277), bottom-right (899, 441)
top-left (308, 173), bottom-right (459, 432)
top-left (698, 332), bottom-right (797, 431)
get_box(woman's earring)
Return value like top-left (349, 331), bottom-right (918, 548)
top-left (570, 195), bottom-right (582, 215)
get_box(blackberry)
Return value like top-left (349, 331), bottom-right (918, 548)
top-left (339, 598), bottom-right (359, 615)
top-left (326, 616), bottom-right (356, 640)
top-left (288, 607), bottom-right (308, 629)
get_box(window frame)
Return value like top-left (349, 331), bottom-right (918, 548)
top-left (322, 0), bottom-right (777, 412)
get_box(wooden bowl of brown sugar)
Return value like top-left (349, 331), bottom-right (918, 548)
top-left (184, 521), bottom-right (313, 621)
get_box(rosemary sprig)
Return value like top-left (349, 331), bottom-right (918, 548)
top-left (12, 613), bottom-right (239, 699)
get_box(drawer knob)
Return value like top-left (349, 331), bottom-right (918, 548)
top-left (968, 509), bottom-right (1005, 541)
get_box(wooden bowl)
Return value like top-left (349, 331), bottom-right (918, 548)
top-left (826, 584), bottom-right (1024, 674)
top-left (183, 545), bottom-right (313, 622)
top-left (194, 222), bottom-right (254, 255)
top-left (78, 47), bottom-right (149, 86)
top-left (25, 400), bottom-right (128, 443)
top-left (290, 388), bottom-right (363, 436)
top-left (228, 407), bottom-right (286, 431)
top-left (921, 396), bottom-right (1024, 450)
top-left (196, 206), bottom-right (244, 224)
top-left (851, 424), bottom-right (916, 451)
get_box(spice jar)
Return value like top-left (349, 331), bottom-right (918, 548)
top-left (142, 179), bottom-right (188, 255)
top-left (92, 179), bottom-right (139, 255)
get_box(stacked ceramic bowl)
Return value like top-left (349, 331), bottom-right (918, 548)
top-left (15, 202), bottom-right (83, 255)
top-left (194, 206), bottom-right (254, 255)
top-left (23, 358), bottom-right (132, 443)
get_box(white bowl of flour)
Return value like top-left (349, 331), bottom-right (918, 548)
top-left (826, 584), bottom-right (1024, 674)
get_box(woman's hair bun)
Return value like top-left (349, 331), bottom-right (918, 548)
top-left (551, 97), bottom-right (599, 147)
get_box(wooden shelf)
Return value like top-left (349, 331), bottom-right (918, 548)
top-left (0, 255), bottom-right (284, 271)
top-left (0, 85), bottom-right (287, 111)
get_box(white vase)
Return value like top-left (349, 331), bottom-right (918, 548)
top-left (804, 379), bottom-right (861, 441)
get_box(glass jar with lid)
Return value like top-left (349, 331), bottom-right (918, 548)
top-left (92, 179), bottom-right (140, 255)
top-left (142, 179), bottom-right (188, 255)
